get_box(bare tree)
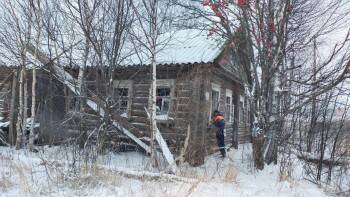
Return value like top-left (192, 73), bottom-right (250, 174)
top-left (129, 0), bottom-right (160, 166)
top-left (0, 0), bottom-right (38, 149)
top-left (173, 0), bottom-right (350, 169)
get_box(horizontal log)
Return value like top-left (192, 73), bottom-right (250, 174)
top-left (131, 110), bottom-right (147, 117)
top-left (297, 155), bottom-right (349, 166)
top-left (175, 98), bottom-right (190, 105)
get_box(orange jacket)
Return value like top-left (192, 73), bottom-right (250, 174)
top-left (214, 115), bottom-right (224, 123)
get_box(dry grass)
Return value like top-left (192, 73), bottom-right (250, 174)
top-left (0, 175), bottom-right (13, 192)
top-left (0, 147), bottom-right (242, 197)
top-left (223, 164), bottom-right (238, 183)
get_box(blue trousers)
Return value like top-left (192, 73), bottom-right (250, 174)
top-left (216, 128), bottom-right (226, 156)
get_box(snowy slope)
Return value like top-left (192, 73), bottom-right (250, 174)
top-left (0, 144), bottom-right (329, 197)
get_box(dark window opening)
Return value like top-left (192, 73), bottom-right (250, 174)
top-left (211, 90), bottom-right (220, 113)
top-left (114, 88), bottom-right (129, 115)
top-left (156, 87), bottom-right (171, 115)
top-left (226, 96), bottom-right (232, 122)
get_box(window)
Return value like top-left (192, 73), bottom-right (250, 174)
top-left (114, 88), bottom-right (129, 116)
top-left (156, 87), bottom-right (171, 115)
top-left (225, 89), bottom-right (234, 122)
top-left (210, 83), bottom-right (221, 119)
top-left (212, 90), bottom-right (220, 112)
top-left (113, 80), bottom-right (133, 117)
top-left (239, 95), bottom-right (245, 124)
top-left (154, 80), bottom-right (175, 121)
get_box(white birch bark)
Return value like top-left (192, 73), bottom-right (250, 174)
top-left (29, 67), bottom-right (36, 150)
top-left (15, 68), bottom-right (24, 150)
top-left (22, 75), bottom-right (28, 143)
top-left (149, 0), bottom-right (158, 167)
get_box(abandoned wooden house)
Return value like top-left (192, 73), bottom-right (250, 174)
top-left (0, 29), bottom-right (251, 165)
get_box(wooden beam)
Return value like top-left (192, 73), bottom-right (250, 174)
top-left (145, 107), bottom-right (176, 173)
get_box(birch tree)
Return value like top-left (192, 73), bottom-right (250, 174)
top-left (28, 0), bottom-right (43, 151)
top-left (0, 0), bottom-right (37, 149)
top-left (129, 0), bottom-right (159, 166)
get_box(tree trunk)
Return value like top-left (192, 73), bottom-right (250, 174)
top-left (15, 68), bottom-right (24, 150)
top-left (22, 74), bottom-right (28, 144)
top-left (149, 47), bottom-right (157, 166)
top-left (306, 39), bottom-right (318, 153)
top-left (252, 134), bottom-right (265, 170)
top-left (29, 68), bottom-right (36, 150)
top-left (9, 70), bottom-right (19, 146)
top-left (148, 0), bottom-right (158, 167)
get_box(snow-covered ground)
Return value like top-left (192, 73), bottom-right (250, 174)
top-left (0, 144), bottom-right (329, 197)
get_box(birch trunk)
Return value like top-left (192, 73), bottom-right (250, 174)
top-left (150, 49), bottom-right (157, 166)
top-left (15, 68), bottom-right (24, 150)
top-left (29, 68), bottom-right (36, 150)
top-left (148, 0), bottom-right (158, 167)
top-left (22, 74), bottom-right (28, 144)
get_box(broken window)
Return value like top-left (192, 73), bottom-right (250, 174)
top-left (115, 88), bottom-right (129, 116)
top-left (156, 87), bottom-right (171, 115)
top-left (113, 80), bottom-right (133, 117)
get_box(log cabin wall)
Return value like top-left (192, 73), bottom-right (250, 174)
top-left (0, 67), bottom-right (13, 121)
top-left (13, 63), bottom-right (250, 160)
top-left (35, 70), bottom-right (67, 144)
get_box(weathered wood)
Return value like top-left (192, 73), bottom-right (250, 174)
top-left (185, 67), bottom-right (210, 166)
top-left (145, 107), bottom-right (177, 173)
top-left (0, 71), bottom-right (13, 93)
top-left (26, 43), bottom-right (152, 154)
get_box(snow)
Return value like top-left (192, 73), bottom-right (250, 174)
top-left (0, 144), bottom-right (332, 197)
top-left (0, 121), bottom-right (9, 128)
top-left (0, 118), bottom-right (39, 129)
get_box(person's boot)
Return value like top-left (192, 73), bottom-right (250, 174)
top-left (221, 149), bottom-right (226, 158)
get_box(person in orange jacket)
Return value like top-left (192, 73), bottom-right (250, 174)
top-left (211, 110), bottom-right (226, 157)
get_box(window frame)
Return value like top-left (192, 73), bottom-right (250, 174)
top-left (113, 80), bottom-right (133, 117)
top-left (225, 89), bottom-right (233, 123)
top-left (156, 87), bottom-right (171, 115)
top-left (155, 79), bottom-right (175, 120)
top-left (210, 83), bottom-right (221, 120)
